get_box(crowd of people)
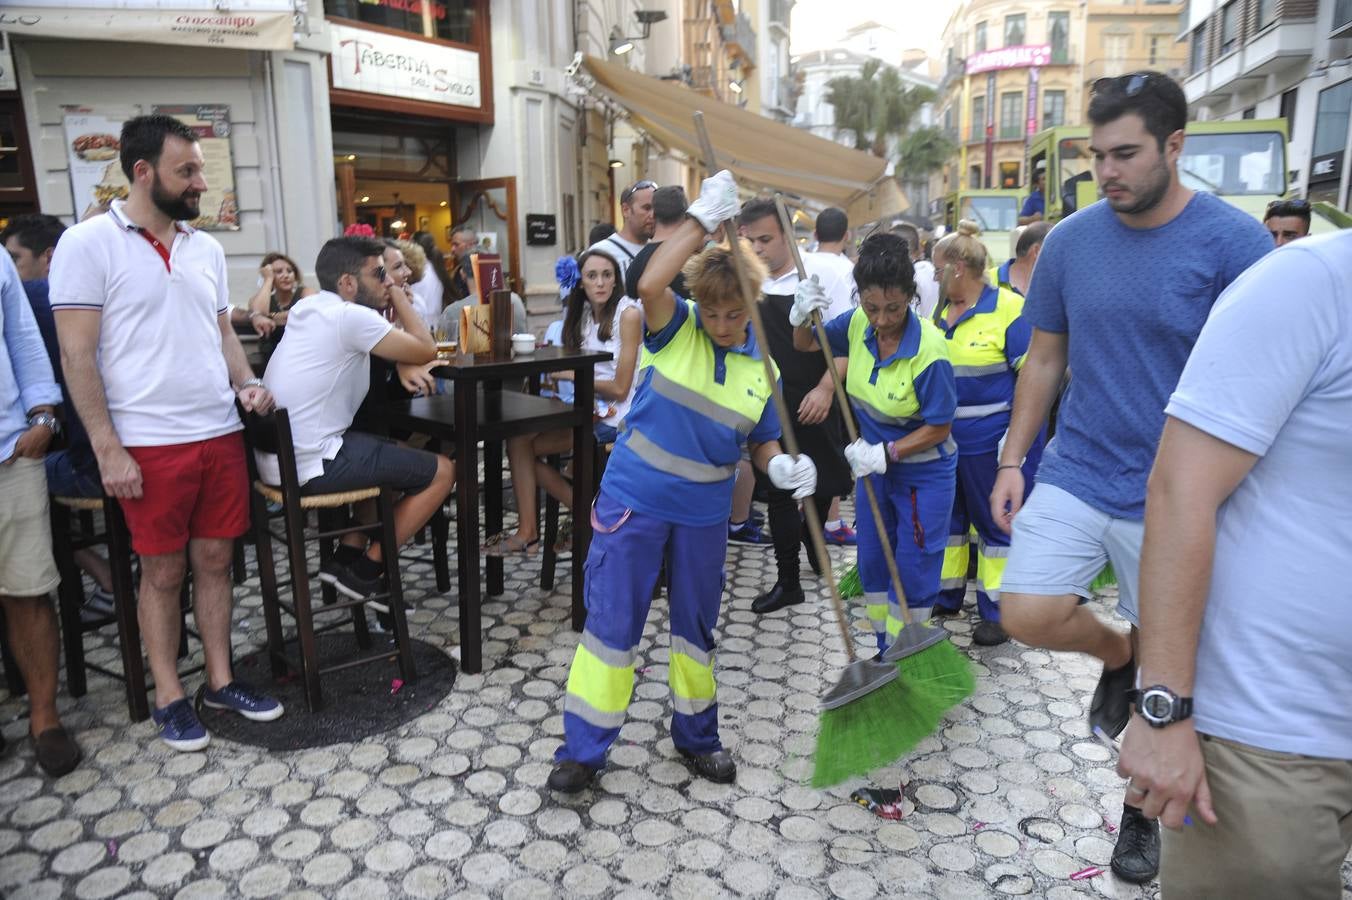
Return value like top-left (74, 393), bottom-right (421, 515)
top-left (0, 69), bottom-right (1348, 897)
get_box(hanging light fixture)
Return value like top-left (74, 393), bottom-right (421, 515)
top-left (608, 8), bottom-right (667, 55)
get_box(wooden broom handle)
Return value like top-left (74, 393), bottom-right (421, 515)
top-left (691, 113), bottom-right (858, 662)
top-left (772, 196), bottom-right (915, 627)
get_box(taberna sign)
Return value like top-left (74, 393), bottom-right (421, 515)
top-left (330, 22), bottom-right (479, 109)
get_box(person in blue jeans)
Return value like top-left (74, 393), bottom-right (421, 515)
top-left (989, 71), bottom-right (1274, 884)
top-left (547, 170), bottom-right (817, 794)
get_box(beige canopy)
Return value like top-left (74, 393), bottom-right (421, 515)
top-left (582, 55), bottom-right (908, 224)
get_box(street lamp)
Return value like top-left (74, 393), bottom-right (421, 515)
top-left (608, 8), bottom-right (668, 55)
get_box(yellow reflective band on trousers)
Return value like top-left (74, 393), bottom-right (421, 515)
top-left (941, 533), bottom-right (970, 592)
top-left (668, 635), bottom-right (716, 717)
top-left (977, 538), bottom-right (1010, 598)
top-left (563, 633), bottom-right (637, 730)
top-left (864, 591), bottom-right (888, 636)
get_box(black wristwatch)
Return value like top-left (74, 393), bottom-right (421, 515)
top-left (1129, 685), bottom-right (1193, 728)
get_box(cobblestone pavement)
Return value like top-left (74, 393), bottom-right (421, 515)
top-left (3, 505), bottom-right (1351, 900)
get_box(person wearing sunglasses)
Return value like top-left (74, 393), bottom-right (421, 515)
top-left (258, 236), bottom-right (455, 602)
top-left (1263, 198), bottom-right (1311, 247)
top-left (588, 179), bottom-right (657, 282)
top-left (987, 70), bottom-right (1273, 885)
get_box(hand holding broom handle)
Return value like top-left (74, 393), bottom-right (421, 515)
top-left (771, 196), bottom-right (916, 627)
top-left (690, 113), bottom-right (859, 663)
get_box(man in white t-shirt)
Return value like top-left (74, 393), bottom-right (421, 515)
top-left (807, 207), bottom-right (856, 312)
top-left (891, 222), bottom-right (939, 318)
top-left (51, 114), bottom-right (282, 752)
top-left (261, 236), bottom-right (455, 602)
top-left (588, 179), bottom-right (655, 282)
top-left (1117, 231), bottom-right (1352, 898)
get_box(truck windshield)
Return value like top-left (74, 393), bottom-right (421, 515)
top-left (960, 196), bottom-right (1018, 232)
top-left (1178, 131), bottom-right (1286, 196)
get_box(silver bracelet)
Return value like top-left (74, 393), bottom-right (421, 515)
top-left (239, 378), bottom-right (264, 390)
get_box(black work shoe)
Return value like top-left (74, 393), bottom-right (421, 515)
top-left (547, 759), bottom-right (597, 793)
top-left (1111, 805), bottom-right (1160, 884)
top-left (1090, 653), bottom-right (1136, 739)
top-left (752, 582), bottom-right (805, 614)
top-left (679, 748), bottom-right (737, 783)
top-left (972, 619), bottom-right (1009, 646)
top-left (32, 727), bottom-right (82, 778)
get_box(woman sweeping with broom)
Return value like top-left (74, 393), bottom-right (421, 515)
top-left (547, 170), bottom-right (818, 794)
top-left (791, 232), bottom-right (959, 652)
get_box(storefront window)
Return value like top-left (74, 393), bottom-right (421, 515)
top-left (333, 130), bottom-right (454, 179)
top-left (325, 0), bottom-right (477, 45)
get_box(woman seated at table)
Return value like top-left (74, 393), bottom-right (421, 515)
top-left (248, 252), bottom-right (316, 335)
top-left (485, 248), bottom-right (640, 556)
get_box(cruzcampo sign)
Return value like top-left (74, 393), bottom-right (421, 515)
top-left (966, 44), bottom-right (1052, 75)
top-left (330, 22), bottom-right (480, 108)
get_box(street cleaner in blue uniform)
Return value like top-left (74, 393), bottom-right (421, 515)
top-left (930, 220), bottom-right (1043, 647)
top-left (548, 171), bottom-right (818, 793)
top-left (987, 220), bottom-right (1050, 296)
top-left (790, 232), bottom-right (957, 652)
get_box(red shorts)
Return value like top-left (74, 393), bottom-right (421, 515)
top-left (120, 432), bottom-right (250, 556)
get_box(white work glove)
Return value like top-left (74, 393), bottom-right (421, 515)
top-left (686, 169), bottom-right (740, 232)
top-left (789, 273), bottom-right (831, 328)
top-left (767, 453), bottom-right (818, 500)
top-left (844, 438), bottom-right (888, 478)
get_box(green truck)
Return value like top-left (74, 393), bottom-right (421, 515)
top-left (937, 188), bottom-right (1027, 265)
top-left (1027, 119), bottom-right (1345, 233)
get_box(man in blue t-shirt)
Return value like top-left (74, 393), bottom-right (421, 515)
top-left (989, 71), bottom-right (1272, 885)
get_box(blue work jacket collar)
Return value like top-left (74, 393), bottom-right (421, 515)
top-left (934, 284), bottom-right (1000, 334)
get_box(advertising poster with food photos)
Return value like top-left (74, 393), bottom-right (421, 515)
top-left (62, 109), bottom-right (132, 223)
top-left (152, 104), bottom-right (240, 231)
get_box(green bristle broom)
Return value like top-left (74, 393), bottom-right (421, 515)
top-left (694, 116), bottom-right (923, 789)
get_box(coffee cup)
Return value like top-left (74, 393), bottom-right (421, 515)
top-left (512, 333), bottom-right (536, 355)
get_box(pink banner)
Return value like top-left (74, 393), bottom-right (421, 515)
top-left (966, 44), bottom-right (1052, 75)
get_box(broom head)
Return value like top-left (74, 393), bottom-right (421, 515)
top-left (813, 658), bottom-right (942, 788)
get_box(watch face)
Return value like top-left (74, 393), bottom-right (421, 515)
top-left (1143, 691), bottom-right (1172, 721)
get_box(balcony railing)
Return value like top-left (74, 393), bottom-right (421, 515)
top-left (720, 12), bottom-right (757, 67)
top-left (1083, 57), bottom-right (1186, 84)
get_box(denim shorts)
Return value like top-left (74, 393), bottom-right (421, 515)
top-left (1001, 482), bottom-right (1143, 625)
top-left (44, 447), bottom-right (103, 499)
top-left (594, 422), bottom-right (619, 445)
top-left (302, 431), bottom-right (439, 496)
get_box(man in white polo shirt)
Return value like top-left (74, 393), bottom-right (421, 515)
top-left (259, 236), bottom-right (454, 602)
top-left (51, 114), bottom-right (283, 752)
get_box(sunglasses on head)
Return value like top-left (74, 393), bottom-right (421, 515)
top-left (620, 179), bottom-right (657, 205)
top-left (1092, 72), bottom-right (1158, 98)
top-left (1266, 198), bottom-right (1311, 215)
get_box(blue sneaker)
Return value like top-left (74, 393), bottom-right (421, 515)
top-left (152, 698), bottom-right (210, 752)
top-left (728, 520), bottom-right (770, 545)
top-left (202, 682), bottom-right (285, 722)
top-left (824, 521), bottom-right (858, 546)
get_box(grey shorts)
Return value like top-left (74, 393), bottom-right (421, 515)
top-left (302, 431), bottom-right (439, 497)
top-left (1001, 482), bottom-right (1143, 625)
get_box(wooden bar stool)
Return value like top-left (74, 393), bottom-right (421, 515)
top-left (49, 494), bottom-right (151, 721)
top-left (240, 407), bottom-right (418, 713)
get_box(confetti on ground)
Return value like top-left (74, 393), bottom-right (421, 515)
top-left (1070, 867), bottom-right (1104, 881)
top-left (972, 822), bottom-right (987, 831)
top-left (390, 678), bottom-right (404, 694)
top-left (106, 841), bottom-right (118, 858)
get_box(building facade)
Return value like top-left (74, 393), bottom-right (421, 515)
top-left (933, 0), bottom-right (1185, 200)
top-left (1181, 0), bottom-right (1352, 208)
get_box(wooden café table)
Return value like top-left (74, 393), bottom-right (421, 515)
top-left (383, 346), bottom-right (611, 674)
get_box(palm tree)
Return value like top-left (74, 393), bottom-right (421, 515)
top-left (897, 126), bottom-right (957, 183)
top-left (825, 59), bottom-right (935, 159)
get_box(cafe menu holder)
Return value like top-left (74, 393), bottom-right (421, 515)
top-left (459, 304), bottom-right (492, 355)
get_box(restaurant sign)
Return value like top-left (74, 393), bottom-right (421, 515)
top-left (1, 1), bottom-right (295, 51)
top-left (966, 44), bottom-right (1052, 75)
top-left (330, 22), bottom-right (480, 109)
